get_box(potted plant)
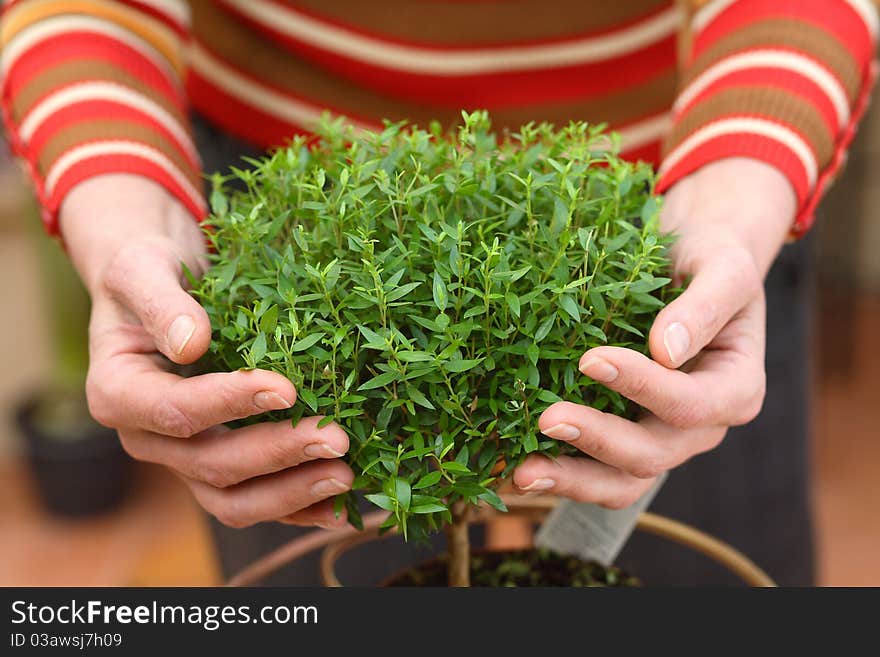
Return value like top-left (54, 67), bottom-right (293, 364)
top-left (14, 201), bottom-right (131, 518)
top-left (194, 112), bottom-right (740, 586)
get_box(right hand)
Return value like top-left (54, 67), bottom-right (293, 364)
top-left (61, 174), bottom-right (353, 529)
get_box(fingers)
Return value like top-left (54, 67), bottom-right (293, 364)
top-left (537, 402), bottom-right (727, 479)
top-left (185, 460), bottom-right (354, 528)
top-left (119, 416), bottom-right (349, 488)
top-left (279, 500), bottom-right (349, 529)
top-left (101, 240), bottom-right (211, 364)
top-left (648, 246), bottom-right (762, 368)
top-left (577, 338), bottom-right (763, 428)
top-left (513, 455), bottom-right (658, 510)
top-left (87, 357), bottom-right (297, 436)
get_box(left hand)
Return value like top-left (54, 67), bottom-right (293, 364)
top-left (513, 157), bottom-right (797, 508)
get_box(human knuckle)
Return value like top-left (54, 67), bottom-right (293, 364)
top-left (573, 431), bottom-right (605, 460)
top-left (623, 373), bottom-right (649, 399)
top-left (630, 455), bottom-right (668, 480)
top-left (730, 373), bottom-right (766, 426)
top-left (600, 490), bottom-right (637, 511)
top-left (85, 373), bottom-right (117, 428)
top-left (193, 455), bottom-right (237, 488)
top-left (117, 433), bottom-right (146, 462)
top-left (263, 437), bottom-right (299, 471)
top-left (151, 399), bottom-right (196, 437)
top-left (666, 399), bottom-right (709, 428)
top-left (210, 497), bottom-right (251, 529)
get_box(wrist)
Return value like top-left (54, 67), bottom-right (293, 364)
top-left (60, 174), bottom-right (206, 294)
top-left (659, 157), bottom-right (796, 279)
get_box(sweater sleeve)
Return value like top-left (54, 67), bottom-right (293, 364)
top-left (1, 0), bottom-right (205, 234)
top-left (656, 0), bottom-right (879, 237)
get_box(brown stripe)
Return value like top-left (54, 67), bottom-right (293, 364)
top-left (665, 86), bottom-right (833, 166)
top-left (12, 58), bottom-right (187, 125)
top-left (37, 119), bottom-right (200, 186)
top-left (684, 17), bottom-right (861, 101)
top-left (193, 0), bottom-right (677, 131)
top-left (273, 0), bottom-right (673, 46)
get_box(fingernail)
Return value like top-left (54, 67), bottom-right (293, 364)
top-left (310, 478), bottom-right (350, 497)
top-left (542, 423), bottom-right (581, 441)
top-left (579, 357), bottom-right (619, 382)
top-left (167, 315), bottom-right (195, 355)
top-left (253, 391), bottom-right (293, 411)
top-left (663, 322), bottom-right (690, 365)
top-left (520, 478), bottom-right (556, 492)
top-left (304, 443), bottom-right (345, 458)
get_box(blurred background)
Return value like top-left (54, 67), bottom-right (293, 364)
top-left (0, 103), bottom-right (878, 586)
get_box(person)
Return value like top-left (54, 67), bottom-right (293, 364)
top-left (1, 0), bottom-right (876, 585)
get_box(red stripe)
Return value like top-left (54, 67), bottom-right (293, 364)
top-left (657, 132), bottom-right (811, 205)
top-left (48, 154), bottom-right (206, 225)
top-left (3, 32), bottom-right (185, 108)
top-left (216, 4), bottom-right (677, 108)
top-left (259, 0), bottom-right (675, 49)
top-left (187, 67), bottom-right (311, 148)
top-left (27, 99), bottom-right (200, 172)
top-left (619, 140), bottom-right (662, 167)
top-left (676, 64), bottom-right (842, 136)
top-left (694, 0), bottom-right (875, 67)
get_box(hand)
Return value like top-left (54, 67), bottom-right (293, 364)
top-left (61, 174), bottom-right (353, 528)
top-left (513, 158), bottom-right (796, 507)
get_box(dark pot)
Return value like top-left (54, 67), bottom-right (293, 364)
top-left (15, 391), bottom-right (131, 518)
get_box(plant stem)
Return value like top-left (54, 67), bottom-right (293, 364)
top-left (445, 501), bottom-right (471, 587)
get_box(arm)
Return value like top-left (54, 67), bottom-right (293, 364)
top-left (2, 1), bottom-right (351, 528)
top-left (514, 0), bottom-right (877, 504)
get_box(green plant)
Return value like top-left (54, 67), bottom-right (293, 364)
top-left (194, 111), bottom-right (675, 586)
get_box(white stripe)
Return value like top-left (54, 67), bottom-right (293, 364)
top-left (659, 117), bottom-right (817, 188)
top-left (844, 0), bottom-right (879, 40)
top-left (673, 49), bottom-right (850, 128)
top-left (190, 43), bottom-right (376, 132)
top-left (1, 14), bottom-right (179, 88)
top-left (134, 0), bottom-right (190, 27)
top-left (194, 41), bottom-right (669, 154)
top-left (44, 140), bottom-right (205, 209)
top-left (692, 0), bottom-right (737, 32)
top-left (220, 0), bottom-right (681, 75)
top-left (18, 81), bottom-right (198, 164)
top-left (616, 113), bottom-right (671, 152)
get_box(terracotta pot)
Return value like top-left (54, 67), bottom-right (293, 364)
top-left (226, 495), bottom-right (775, 587)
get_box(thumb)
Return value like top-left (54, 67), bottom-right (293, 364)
top-left (649, 249), bottom-right (762, 368)
top-left (102, 241), bottom-right (211, 364)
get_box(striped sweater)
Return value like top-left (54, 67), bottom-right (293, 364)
top-left (1, 0), bottom-right (877, 238)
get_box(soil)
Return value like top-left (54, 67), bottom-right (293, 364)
top-left (384, 548), bottom-right (640, 587)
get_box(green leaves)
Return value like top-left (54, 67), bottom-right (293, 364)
top-left (194, 111), bottom-right (676, 545)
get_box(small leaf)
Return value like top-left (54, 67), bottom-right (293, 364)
top-left (414, 471), bottom-right (443, 489)
top-left (249, 333), bottom-right (267, 363)
top-left (506, 291), bottom-right (521, 318)
top-left (259, 304), bottom-right (278, 333)
top-left (365, 493), bottom-right (395, 511)
top-left (534, 314), bottom-right (555, 342)
top-left (299, 388), bottom-right (319, 412)
top-left (291, 333), bottom-right (323, 352)
top-left (432, 270), bottom-right (448, 311)
top-left (443, 358), bottom-right (482, 373)
top-left (413, 503), bottom-right (447, 514)
top-left (558, 295), bottom-right (580, 321)
top-left (358, 370), bottom-right (399, 390)
top-left (395, 477), bottom-right (411, 510)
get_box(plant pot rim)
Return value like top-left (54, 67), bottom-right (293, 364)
top-left (15, 393), bottom-right (120, 460)
top-left (226, 495), bottom-right (775, 587)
